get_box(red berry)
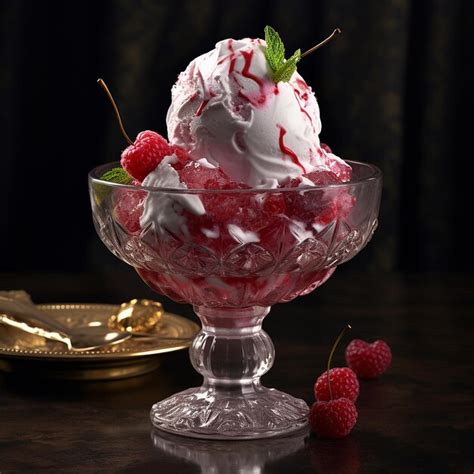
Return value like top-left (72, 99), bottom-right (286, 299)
top-left (121, 131), bottom-right (173, 181)
top-left (345, 339), bottom-right (392, 379)
top-left (309, 398), bottom-right (358, 439)
top-left (314, 367), bottom-right (359, 402)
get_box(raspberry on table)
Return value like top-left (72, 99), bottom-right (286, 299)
top-left (345, 339), bottom-right (392, 379)
top-left (309, 398), bottom-right (358, 439)
top-left (314, 367), bottom-right (359, 402)
top-left (121, 130), bottom-right (174, 181)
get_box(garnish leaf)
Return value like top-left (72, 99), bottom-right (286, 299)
top-left (263, 26), bottom-right (300, 83)
top-left (273, 48), bottom-right (301, 83)
top-left (264, 25), bottom-right (285, 72)
top-left (101, 167), bottom-right (133, 184)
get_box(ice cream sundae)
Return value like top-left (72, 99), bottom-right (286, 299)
top-left (98, 27), bottom-right (354, 295)
top-left (89, 26), bottom-right (382, 439)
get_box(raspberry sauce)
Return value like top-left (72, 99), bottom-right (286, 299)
top-left (277, 125), bottom-right (305, 172)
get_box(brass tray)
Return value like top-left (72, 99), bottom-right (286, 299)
top-left (0, 304), bottom-right (199, 380)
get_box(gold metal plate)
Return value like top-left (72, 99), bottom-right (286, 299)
top-left (0, 304), bottom-right (199, 380)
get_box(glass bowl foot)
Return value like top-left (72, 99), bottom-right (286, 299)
top-left (150, 385), bottom-right (309, 440)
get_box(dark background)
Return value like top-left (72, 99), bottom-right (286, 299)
top-left (1, 4), bottom-right (473, 471)
top-left (1, 0), bottom-right (473, 274)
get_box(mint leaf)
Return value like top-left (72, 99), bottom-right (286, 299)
top-left (263, 26), bottom-right (301, 83)
top-left (273, 48), bottom-right (301, 83)
top-left (101, 167), bottom-right (133, 184)
top-left (264, 25), bottom-right (285, 72)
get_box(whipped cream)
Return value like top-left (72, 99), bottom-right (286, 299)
top-left (140, 155), bottom-right (205, 236)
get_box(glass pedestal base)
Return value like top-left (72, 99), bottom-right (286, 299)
top-left (151, 306), bottom-right (308, 439)
top-left (150, 384), bottom-right (309, 440)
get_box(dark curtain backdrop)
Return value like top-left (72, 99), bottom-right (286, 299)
top-left (1, 0), bottom-right (472, 273)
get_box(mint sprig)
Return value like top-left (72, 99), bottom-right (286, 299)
top-left (264, 26), bottom-right (285, 72)
top-left (264, 25), bottom-right (301, 83)
top-left (101, 167), bottom-right (133, 184)
top-left (273, 48), bottom-right (301, 83)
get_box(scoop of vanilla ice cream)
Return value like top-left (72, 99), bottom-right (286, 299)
top-left (167, 38), bottom-right (329, 186)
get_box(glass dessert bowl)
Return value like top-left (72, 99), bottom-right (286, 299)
top-left (89, 160), bottom-right (382, 440)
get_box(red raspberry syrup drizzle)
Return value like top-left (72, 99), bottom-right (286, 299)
top-left (296, 78), bottom-right (310, 100)
top-left (293, 88), bottom-right (315, 132)
top-left (196, 91), bottom-right (216, 117)
top-left (237, 49), bottom-right (267, 105)
top-left (228, 39), bottom-right (237, 73)
top-left (216, 40), bottom-right (280, 107)
top-left (194, 64), bottom-right (220, 117)
top-left (277, 125), bottom-right (305, 172)
top-left (217, 39), bottom-right (237, 73)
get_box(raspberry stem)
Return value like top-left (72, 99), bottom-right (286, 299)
top-left (327, 324), bottom-right (351, 400)
top-left (301, 28), bottom-right (341, 60)
top-left (97, 78), bottom-right (133, 146)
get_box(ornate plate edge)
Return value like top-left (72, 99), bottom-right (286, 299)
top-left (0, 304), bottom-right (199, 361)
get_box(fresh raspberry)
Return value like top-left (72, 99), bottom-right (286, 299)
top-left (345, 339), bottom-right (392, 379)
top-left (314, 367), bottom-right (359, 402)
top-left (121, 131), bottom-right (173, 181)
top-left (309, 398), bottom-right (358, 439)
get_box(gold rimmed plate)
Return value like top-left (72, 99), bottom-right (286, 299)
top-left (0, 304), bottom-right (199, 380)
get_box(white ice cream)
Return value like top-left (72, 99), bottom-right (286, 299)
top-left (141, 37), bottom-right (349, 241)
top-left (167, 38), bottom-right (331, 186)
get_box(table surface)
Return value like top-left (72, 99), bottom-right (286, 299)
top-left (0, 270), bottom-right (473, 473)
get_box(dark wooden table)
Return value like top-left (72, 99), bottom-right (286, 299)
top-left (0, 270), bottom-right (473, 473)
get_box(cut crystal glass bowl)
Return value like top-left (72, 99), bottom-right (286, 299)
top-left (89, 160), bottom-right (382, 440)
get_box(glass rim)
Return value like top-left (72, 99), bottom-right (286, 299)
top-left (88, 160), bottom-right (382, 194)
